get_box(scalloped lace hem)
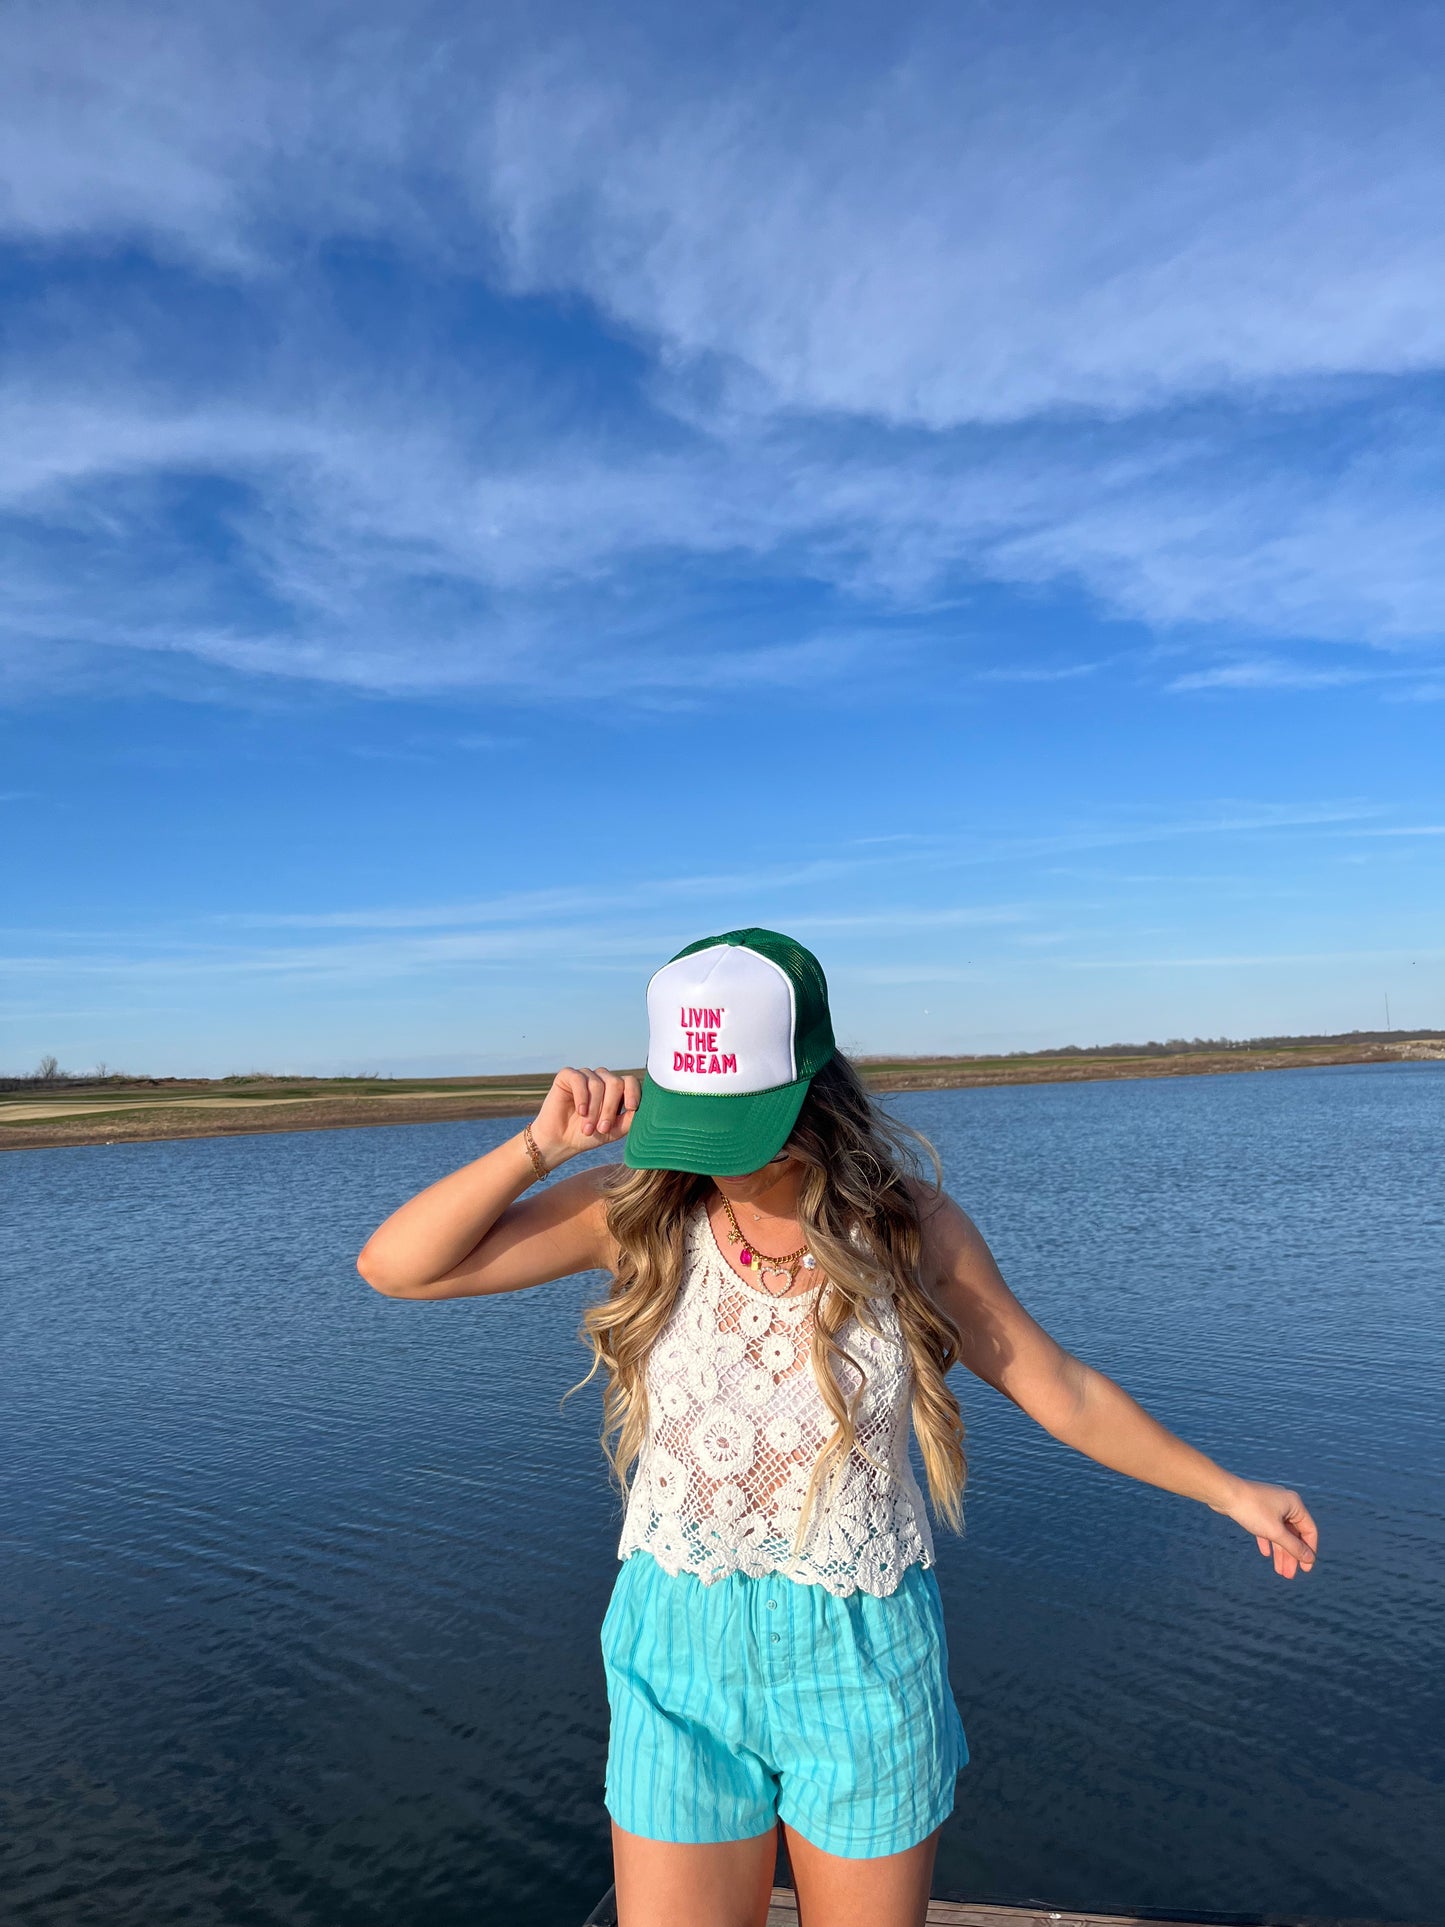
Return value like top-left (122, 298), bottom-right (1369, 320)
top-left (616, 1524), bottom-right (934, 1598)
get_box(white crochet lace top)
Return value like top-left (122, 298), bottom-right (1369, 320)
top-left (617, 1206), bottom-right (935, 1598)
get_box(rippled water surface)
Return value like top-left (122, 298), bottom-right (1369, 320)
top-left (3, 1064), bottom-right (1442, 1926)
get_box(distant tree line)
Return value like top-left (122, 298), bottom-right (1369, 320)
top-left (854, 1027), bottom-right (1445, 1066)
top-left (0, 1061), bottom-right (391, 1092)
top-left (0, 1056), bottom-right (136, 1093)
top-left (1038, 1029), bottom-right (1445, 1057)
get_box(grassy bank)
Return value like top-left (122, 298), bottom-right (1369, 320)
top-left (3, 1032), bottom-right (1442, 1152)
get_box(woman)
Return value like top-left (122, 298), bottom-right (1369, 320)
top-left (358, 928), bottom-right (1318, 1927)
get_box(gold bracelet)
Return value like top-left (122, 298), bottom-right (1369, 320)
top-left (521, 1121), bottom-right (550, 1184)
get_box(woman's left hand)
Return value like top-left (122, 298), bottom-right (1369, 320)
top-left (1219, 1479), bottom-right (1319, 1579)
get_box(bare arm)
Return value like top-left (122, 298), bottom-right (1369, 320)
top-left (356, 1066), bottom-right (640, 1299)
top-left (919, 1187), bottom-right (1319, 1580)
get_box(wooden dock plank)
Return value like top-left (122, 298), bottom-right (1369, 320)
top-left (771, 1903), bottom-right (1067, 1927)
top-left (762, 1898), bottom-right (1403, 1927)
top-left (767, 1895), bottom-right (1217, 1925)
top-left (590, 1887), bottom-right (1416, 1927)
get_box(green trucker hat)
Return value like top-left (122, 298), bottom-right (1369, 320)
top-left (623, 927), bottom-right (836, 1176)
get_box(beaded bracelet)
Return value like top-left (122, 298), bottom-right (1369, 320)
top-left (521, 1121), bottom-right (550, 1184)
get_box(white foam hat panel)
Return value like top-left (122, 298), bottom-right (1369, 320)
top-left (644, 944), bottom-right (798, 1094)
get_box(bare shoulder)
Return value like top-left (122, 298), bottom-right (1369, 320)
top-left (904, 1174), bottom-right (992, 1281)
top-left (903, 1174), bottom-right (1074, 1400)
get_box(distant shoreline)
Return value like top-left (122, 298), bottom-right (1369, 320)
top-left (3, 1032), bottom-right (1442, 1152)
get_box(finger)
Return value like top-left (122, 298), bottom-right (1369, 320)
top-left (594, 1070), bottom-right (625, 1136)
top-left (1276, 1525), bottom-right (1315, 1568)
top-left (1256, 1535), bottom-right (1272, 1558)
top-left (559, 1067), bottom-right (591, 1125)
top-left (1291, 1502), bottom-right (1320, 1558)
top-left (1278, 1531), bottom-right (1308, 1578)
top-left (613, 1075), bottom-right (643, 1135)
top-left (580, 1069), bottom-right (608, 1134)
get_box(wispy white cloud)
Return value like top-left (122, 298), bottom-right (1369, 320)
top-left (1345, 824), bottom-right (1445, 837)
top-left (1068, 945), bottom-right (1445, 970)
top-left (482, 10), bottom-right (1445, 428)
top-left (3, 0), bottom-right (1445, 702)
top-left (213, 859), bottom-right (875, 932)
top-left (791, 907), bottom-right (1030, 935)
top-left (851, 966), bottom-right (982, 986)
top-left (0, 905), bottom-right (1031, 992)
top-left (6, 374), bottom-right (1445, 700)
top-left (0, 920), bottom-right (666, 987)
top-left (6, 2), bottom-right (1445, 419)
top-left (0, 802), bottom-right (1395, 1008)
top-left (201, 804), bottom-right (1384, 938)
top-left (973, 661), bottom-right (1110, 685)
top-left (945, 803), bottom-right (1386, 864)
top-left (1168, 658), bottom-right (1375, 693)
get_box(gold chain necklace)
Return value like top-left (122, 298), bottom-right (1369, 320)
top-left (717, 1193), bottom-right (818, 1295)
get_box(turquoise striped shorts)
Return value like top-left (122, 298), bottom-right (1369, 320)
top-left (601, 1551), bottom-right (968, 1859)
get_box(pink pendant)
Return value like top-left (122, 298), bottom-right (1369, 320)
top-left (739, 1247), bottom-right (753, 1266)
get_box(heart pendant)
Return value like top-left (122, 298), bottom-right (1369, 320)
top-left (755, 1263), bottom-right (794, 1296)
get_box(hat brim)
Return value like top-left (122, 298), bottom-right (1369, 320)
top-left (623, 1072), bottom-right (813, 1176)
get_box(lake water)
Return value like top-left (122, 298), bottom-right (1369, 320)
top-left (2, 1065), bottom-right (1442, 1927)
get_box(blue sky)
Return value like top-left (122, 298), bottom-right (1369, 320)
top-left (2, 0), bottom-right (1443, 1076)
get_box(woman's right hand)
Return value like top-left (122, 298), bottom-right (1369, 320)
top-left (530, 1066), bottom-right (642, 1168)
top-left (358, 1065), bottom-right (640, 1299)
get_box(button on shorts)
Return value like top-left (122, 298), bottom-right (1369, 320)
top-left (601, 1550), bottom-right (968, 1859)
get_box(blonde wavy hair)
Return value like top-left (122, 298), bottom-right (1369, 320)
top-left (577, 1054), bottom-right (967, 1537)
